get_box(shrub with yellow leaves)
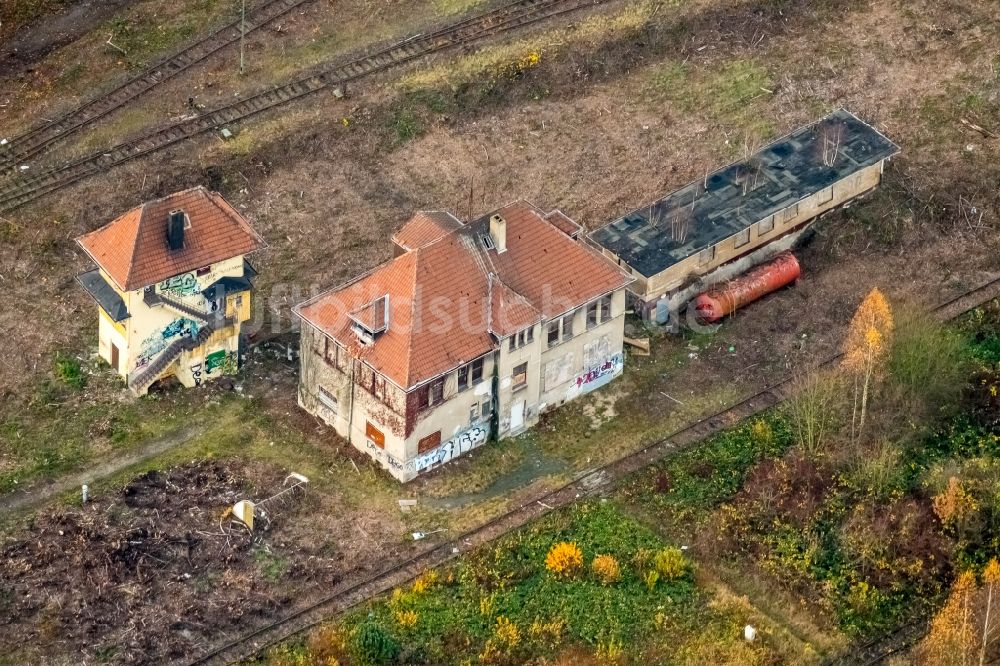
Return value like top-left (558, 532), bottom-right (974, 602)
top-left (591, 554), bottom-right (622, 585)
top-left (653, 547), bottom-right (689, 581)
top-left (395, 609), bottom-right (418, 629)
top-left (545, 541), bottom-right (583, 578)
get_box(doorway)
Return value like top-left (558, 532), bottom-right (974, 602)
top-left (110, 343), bottom-right (120, 373)
top-left (510, 400), bottom-right (525, 432)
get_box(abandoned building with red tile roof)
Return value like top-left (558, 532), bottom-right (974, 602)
top-left (294, 201), bottom-right (633, 482)
top-left (76, 186), bottom-right (264, 394)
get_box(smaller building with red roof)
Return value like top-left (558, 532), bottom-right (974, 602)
top-left (76, 186), bottom-right (264, 394)
top-left (294, 201), bottom-right (632, 482)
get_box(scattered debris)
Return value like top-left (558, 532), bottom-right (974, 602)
top-left (744, 625), bottom-right (757, 641)
top-left (233, 499), bottom-right (256, 529)
top-left (624, 336), bottom-right (651, 355)
top-left (411, 528), bottom-right (445, 541)
top-left (398, 498), bottom-right (417, 512)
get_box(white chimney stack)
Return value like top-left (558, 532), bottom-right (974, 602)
top-left (489, 214), bottom-right (507, 253)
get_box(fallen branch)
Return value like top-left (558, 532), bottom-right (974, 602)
top-left (961, 117), bottom-right (998, 139)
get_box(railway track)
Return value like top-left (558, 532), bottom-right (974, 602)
top-left (185, 275), bottom-right (1000, 666)
top-left (0, 0), bottom-right (610, 214)
top-left (0, 0), bottom-right (315, 173)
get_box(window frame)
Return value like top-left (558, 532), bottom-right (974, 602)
top-left (427, 377), bottom-right (445, 407)
top-left (599, 295), bottom-right (612, 323)
top-left (547, 321), bottom-right (560, 348)
top-left (783, 203), bottom-right (799, 223)
top-left (734, 227), bottom-right (751, 248)
top-left (512, 362), bottom-right (528, 391)
top-left (758, 215), bottom-right (774, 235)
top-left (586, 302), bottom-right (599, 329)
top-left (457, 363), bottom-right (470, 391)
top-left (318, 386), bottom-right (338, 414)
top-left (699, 245), bottom-right (716, 265)
top-left (562, 312), bottom-right (575, 340)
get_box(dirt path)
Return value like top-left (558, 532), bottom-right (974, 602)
top-left (0, 422), bottom-right (205, 519)
top-left (0, 0), bottom-right (138, 81)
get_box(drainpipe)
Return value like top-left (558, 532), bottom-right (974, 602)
top-left (489, 351), bottom-right (500, 442)
top-left (347, 357), bottom-right (357, 446)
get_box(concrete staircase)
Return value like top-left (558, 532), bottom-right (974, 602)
top-left (127, 324), bottom-right (216, 393)
top-left (143, 289), bottom-right (215, 322)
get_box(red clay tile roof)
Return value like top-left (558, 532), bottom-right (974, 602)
top-left (489, 275), bottom-right (542, 337)
top-left (76, 186), bottom-right (264, 291)
top-left (391, 211), bottom-right (463, 251)
top-left (296, 201), bottom-right (632, 390)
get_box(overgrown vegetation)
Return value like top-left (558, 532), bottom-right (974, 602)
top-left (259, 501), bottom-right (780, 665)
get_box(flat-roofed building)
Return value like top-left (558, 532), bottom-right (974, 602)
top-left (589, 108), bottom-right (900, 323)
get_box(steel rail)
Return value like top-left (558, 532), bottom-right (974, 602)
top-left (184, 275), bottom-right (1000, 666)
top-left (0, 0), bottom-right (317, 172)
top-left (0, 0), bottom-right (609, 214)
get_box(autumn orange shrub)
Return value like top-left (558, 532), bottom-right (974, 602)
top-left (545, 542), bottom-right (583, 578)
top-left (591, 554), bottom-right (622, 585)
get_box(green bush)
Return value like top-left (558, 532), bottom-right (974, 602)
top-left (652, 547), bottom-right (688, 581)
top-left (54, 353), bottom-right (85, 389)
top-left (353, 621), bottom-right (399, 665)
top-left (887, 306), bottom-right (969, 411)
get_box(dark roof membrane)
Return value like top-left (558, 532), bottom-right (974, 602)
top-left (78, 269), bottom-right (130, 322)
top-left (589, 109), bottom-right (901, 277)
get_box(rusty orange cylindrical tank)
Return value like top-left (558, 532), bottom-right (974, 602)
top-left (693, 252), bottom-right (801, 323)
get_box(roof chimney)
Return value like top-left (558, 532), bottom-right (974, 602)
top-left (167, 210), bottom-right (186, 251)
top-left (489, 214), bottom-right (507, 253)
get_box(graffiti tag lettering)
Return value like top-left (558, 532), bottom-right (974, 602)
top-left (408, 424), bottom-right (489, 474)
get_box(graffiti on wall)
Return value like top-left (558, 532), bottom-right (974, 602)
top-left (134, 317), bottom-right (200, 369)
top-left (159, 273), bottom-right (198, 297)
top-left (583, 335), bottom-right (612, 371)
top-left (574, 353), bottom-right (624, 393)
top-left (205, 349), bottom-right (238, 375)
top-left (543, 352), bottom-right (575, 391)
top-left (408, 424), bottom-right (489, 474)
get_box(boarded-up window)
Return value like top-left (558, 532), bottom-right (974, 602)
top-left (817, 186), bottom-right (834, 204)
top-left (783, 203), bottom-right (799, 223)
top-left (318, 386), bottom-right (338, 414)
top-left (513, 362), bottom-right (528, 390)
top-left (366, 421), bottom-right (385, 448)
top-left (417, 431), bottom-right (441, 454)
top-left (758, 216), bottom-right (774, 234)
top-left (734, 228), bottom-right (750, 248)
top-left (699, 245), bottom-right (716, 265)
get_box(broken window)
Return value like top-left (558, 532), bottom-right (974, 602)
top-left (509, 337), bottom-right (516, 352)
top-left (481, 399), bottom-right (492, 418)
top-left (586, 301), bottom-right (599, 329)
top-left (526, 326), bottom-right (534, 343)
top-left (318, 386), bottom-right (338, 414)
top-left (734, 227), bottom-right (751, 248)
top-left (512, 362), bottom-right (528, 391)
top-left (600, 294), bottom-right (613, 323)
top-left (428, 377), bottom-right (445, 407)
top-left (547, 321), bottom-right (560, 348)
top-left (196, 266), bottom-right (211, 277)
top-left (470, 404), bottom-right (479, 424)
top-left (562, 312), bottom-right (575, 340)
top-left (458, 357), bottom-right (485, 391)
top-left (758, 215), bottom-right (774, 234)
